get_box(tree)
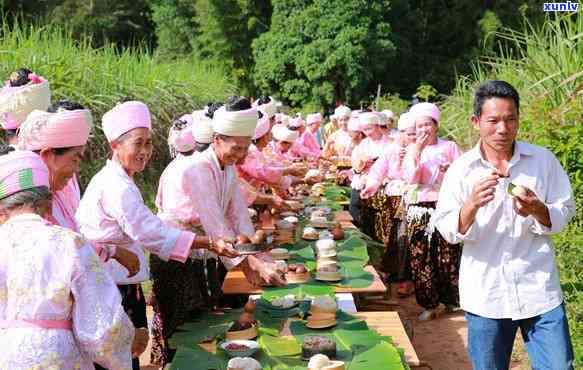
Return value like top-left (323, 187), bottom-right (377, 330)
top-left (193, 0), bottom-right (272, 94)
top-left (253, 0), bottom-right (396, 110)
top-left (149, 0), bottom-right (198, 59)
top-left (51, 0), bottom-right (155, 49)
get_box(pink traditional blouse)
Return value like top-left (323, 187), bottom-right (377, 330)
top-left (350, 135), bottom-right (392, 190)
top-left (76, 160), bottom-right (195, 284)
top-left (297, 130), bottom-right (321, 158)
top-left (365, 140), bottom-right (408, 196)
top-left (327, 129), bottom-right (352, 157)
top-left (0, 214), bottom-right (134, 370)
top-left (156, 147), bottom-right (252, 269)
top-left (403, 138), bottom-right (462, 203)
top-left (236, 144), bottom-right (292, 190)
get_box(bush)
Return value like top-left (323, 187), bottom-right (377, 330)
top-left (439, 14), bottom-right (583, 366)
top-left (1, 20), bottom-right (235, 206)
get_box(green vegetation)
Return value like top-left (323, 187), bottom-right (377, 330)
top-left (439, 14), bottom-right (583, 366)
top-left (0, 20), bottom-right (235, 205)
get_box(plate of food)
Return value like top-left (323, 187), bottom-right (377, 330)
top-left (220, 339), bottom-right (259, 358)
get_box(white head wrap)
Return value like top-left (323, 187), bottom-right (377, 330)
top-left (256, 96), bottom-right (276, 118)
top-left (212, 106), bottom-right (258, 137)
top-left (347, 117), bottom-right (363, 132)
top-left (382, 109), bottom-right (395, 120)
top-left (0, 78), bottom-right (51, 130)
top-left (272, 124), bottom-right (298, 143)
top-left (397, 112), bottom-right (416, 130)
top-left (192, 110), bottom-right (214, 144)
top-left (359, 112), bottom-right (381, 126)
top-left (334, 105), bottom-right (351, 119)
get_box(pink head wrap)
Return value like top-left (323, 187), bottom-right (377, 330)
top-left (382, 109), bottom-right (395, 120)
top-left (18, 109), bottom-right (92, 150)
top-left (307, 113), bottom-right (322, 125)
top-left (102, 101), bottom-right (151, 142)
top-left (410, 102), bottom-right (440, 125)
top-left (0, 75), bottom-right (51, 130)
top-left (347, 116), bottom-right (363, 132)
top-left (397, 112), bottom-right (416, 130)
top-left (253, 113), bottom-right (271, 140)
top-left (168, 114), bottom-right (195, 154)
top-left (0, 150), bottom-right (50, 200)
top-left (288, 117), bottom-right (304, 128)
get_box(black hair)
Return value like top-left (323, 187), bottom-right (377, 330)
top-left (171, 117), bottom-right (189, 131)
top-left (47, 100), bottom-right (85, 113)
top-left (0, 144), bottom-right (15, 155)
top-left (33, 147), bottom-right (71, 156)
top-left (257, 95), bottom-right (272, 105)
top-left (9, 68), bottom-right (33, 87)
top-left (2, 130), bottom-right (17, 142)
top-left (195, 142), bottom-right (210, 152)
top-left (258, 110), bottom-right (264, 119)
top-left (225, 96), bottom-right (252, 112)
top-left (474, 80), bottom-right (520, 117)
top-left (205, 102), bottom-right (224, 119)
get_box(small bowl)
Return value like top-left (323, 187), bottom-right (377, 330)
top-left (220, 339), bottom-right (259, 358)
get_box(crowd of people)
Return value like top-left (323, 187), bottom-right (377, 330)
top-left (0, 69), bottom-right (576, 370)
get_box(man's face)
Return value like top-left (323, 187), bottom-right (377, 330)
top-left (471, 97), bottom-right (519, 154)
top-left (338, 116), bottom-right (349, 130)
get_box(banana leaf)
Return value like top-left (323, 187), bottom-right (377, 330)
top-left (261, 283), bottom-right (335, 302)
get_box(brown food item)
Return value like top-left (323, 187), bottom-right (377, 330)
top-left (331, 226), bottom-right (345, 240)
top-left (295, 265), bottom-right (307, 273)
top-left (231, 312), bottom-right (257, 331)
top-left (249, 230), bottom-right (266, 245)
top-left (225, 343), bottom-right (250, 351)
top-left (302, 335), bottom-right (337, 359)
top-left (236, 235), bottom-right (251, 245)
top-left (244, 299), bottom-right (257, 314)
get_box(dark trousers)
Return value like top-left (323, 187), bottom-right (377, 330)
top-left (95, 283), bottom-right (147, 370)
top-left (349, 188), bottom-right (362, 226)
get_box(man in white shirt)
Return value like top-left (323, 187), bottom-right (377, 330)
top-left (434, 80), bottom-right (575, 370)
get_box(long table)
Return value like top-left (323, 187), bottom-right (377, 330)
top-left (222, 265), bottom-right (387, 295)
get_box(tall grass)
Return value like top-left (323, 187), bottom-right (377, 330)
top-left (440, 14), bottom-right (583, 366)
top-left (0, 20), bottom-right (235, 204)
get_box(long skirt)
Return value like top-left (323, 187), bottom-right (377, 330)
top-left (149, 255), bottom-right (223, 366)
top-left (407, 202), bottom-right (461, 310)
top-left (95, 284), bottom-right (146, 370)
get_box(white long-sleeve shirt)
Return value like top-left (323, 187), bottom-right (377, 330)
top-left (433, 141), bottom-right (575, 320)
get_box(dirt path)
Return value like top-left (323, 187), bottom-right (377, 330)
top-left (139, 288), bottom-right (530, 370)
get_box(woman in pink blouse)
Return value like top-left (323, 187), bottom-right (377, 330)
top-left (361, 112), bottom-right (417, 295)
top-left (0, 150), bottom-right (134, 370)
top-left (403, 102), bottom-right (463, 321)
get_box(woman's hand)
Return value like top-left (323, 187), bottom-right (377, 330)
top-left (112, 248), bottom-right (140, 277)
top-left (210, 238), bottom-right (240, 258)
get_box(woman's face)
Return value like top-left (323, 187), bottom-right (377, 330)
top-left (415, 116), bottom-right (438, 139)
top-left (338, 116), bottom-right (349, 130)
top-left (40, 146), bottom-right (85, 191)
top-left (112, 128), bottom-right (153, 177)
top-left (400, 127), bottom-right (417, 145)
top-left (256, 131), bottom-right (272, 149)
top-left (213, 135), bottom-right (252, 166)
top-left (349, 130), bottom-right (363, 143)
top-left (362, 124), bottom-right (382, 140)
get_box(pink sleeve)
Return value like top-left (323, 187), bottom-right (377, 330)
top-left (106, 183), bottom-right (195, 262)
top-left (239, 152), bottom-right (285, 187)
top-left (169, 231), bottom-right (196, 263)
top-left (403, 143), bottom-right (423, 184)
top-left (365, 152), bottom-right (389, 192)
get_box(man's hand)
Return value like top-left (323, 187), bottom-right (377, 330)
top-left (241, 254), bottom-right (286, 287)
top-left (513, 187), bottom-right (551, 227)
top-left (459, 173), bottom-right (499, 234)
top-left (113, 247), bottom-right (140, 277)
top-left (210, 238), bottom-right (240, 258)
top-left (415, 132), bottom-right (432, 152)
top-left (131, 327), bottom-right (149, 358)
